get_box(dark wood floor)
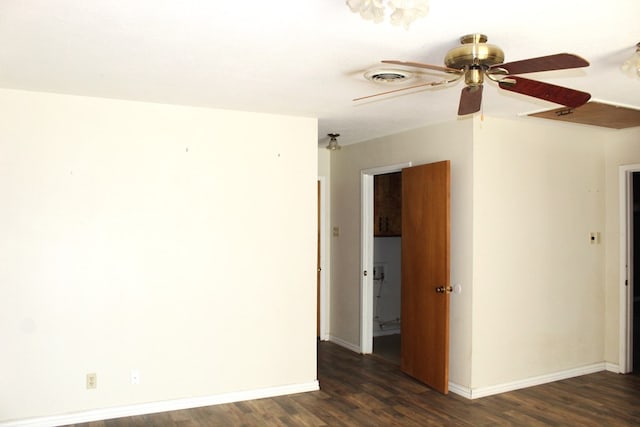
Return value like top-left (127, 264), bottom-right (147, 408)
top-left (69, 341), bottom-right (640, 426)
top-left (373, 333), bottom-right (400, 365)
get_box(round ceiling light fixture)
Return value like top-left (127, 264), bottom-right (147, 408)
top-left (326, 133), bottom-right (341, 151)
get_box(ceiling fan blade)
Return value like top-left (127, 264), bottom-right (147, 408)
top-left (498, 76), bottom-right (591, 108)
top-left (458, 85), bottom-right (483, 115)
top-left (353, 77), bottom-right (460, 102)
top-left (382, 60), bottom-right (462, 74)
top-left (353, 81), bottom-right (440, 101)
top-left (490, 53), bottom-right (589, 75)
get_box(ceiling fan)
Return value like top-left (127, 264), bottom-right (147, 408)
top-left (355, 34), bottom-right (592, 115)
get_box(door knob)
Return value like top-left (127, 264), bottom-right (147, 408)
top-left (435, 285), bottom-right (453, 294)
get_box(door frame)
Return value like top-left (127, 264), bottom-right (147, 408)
top-left (360, 162), bottom-right (412, 353)
top-left (318, 176), bottom-right (329, 341)
top-left (619, 164), bottom-right (640, 372)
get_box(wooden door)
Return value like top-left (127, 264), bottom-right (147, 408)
top-left (401, 161), bottom-right (450, 394)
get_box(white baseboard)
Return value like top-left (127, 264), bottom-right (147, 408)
top-left (450, 362), bottom-right (609, 400)
top-left (605, 362), bottom-right (620, 373)
top-left (1, 381), bottom-right (320, 427)
top-left (447, 382), bottom-right (472, 399)
top-left (328, 335), bottom-right (362, 353)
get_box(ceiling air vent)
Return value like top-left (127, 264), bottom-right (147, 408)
top-left (364, 68), bottom-right (413, 84)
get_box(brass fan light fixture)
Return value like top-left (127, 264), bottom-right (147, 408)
top-left (356, 34), bottom-right (592, 115)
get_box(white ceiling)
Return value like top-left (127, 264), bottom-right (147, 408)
top-left (1, 1), bottom-right (639, 146)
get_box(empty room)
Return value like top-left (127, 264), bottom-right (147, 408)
top-left (2, 1), bottom-right (640, 426)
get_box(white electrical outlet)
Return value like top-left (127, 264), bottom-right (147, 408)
top-left (86, 373), bottom-right (97, 389)
top-left (130, 369), bottom-right (140, 385)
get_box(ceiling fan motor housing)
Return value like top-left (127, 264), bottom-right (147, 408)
top-left (464, 66), bottom-right (484, 86)
top-left (444, 33), bottom-right (505, 71)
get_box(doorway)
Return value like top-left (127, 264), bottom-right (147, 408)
top-left (360, 163), bottom-right (411, 355)
top-left (317, 177), bottom-right (328, 341)
top-left (634, 173), bottom-right (640, 373)
top-left (372, 172), bottom-right (402, 364)
top-left (619, 164), bottom-right (640, 373)
top-left (360, 161), bottom-right (451, 395)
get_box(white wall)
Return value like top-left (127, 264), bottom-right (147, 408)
top-left (329, 120), bottom-right (474, 387)
top-left (0, 89), bottom-right (318, 423)
top-left (318, 147), bottom-right (331, 178)
top-left (472, 117), bottom-right (607, 388)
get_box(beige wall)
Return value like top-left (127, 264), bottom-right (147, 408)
top-left (472, 117), bottom-right (607, 388)
top-left (0, 89), bottom-right (318, 422)
top-left (329, 120), bottom-right (474, 387)
top-left (318, 147), bottom-right (331, 178)
top-left (604, 128), bottom-right (640, 363)
top-left (329, 115), bottom-right (640, 392)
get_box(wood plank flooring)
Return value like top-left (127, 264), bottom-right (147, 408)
top-left (373, 334), bottom-right (400, 365)
top-left (68, 341), bottom-right (640, 426)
